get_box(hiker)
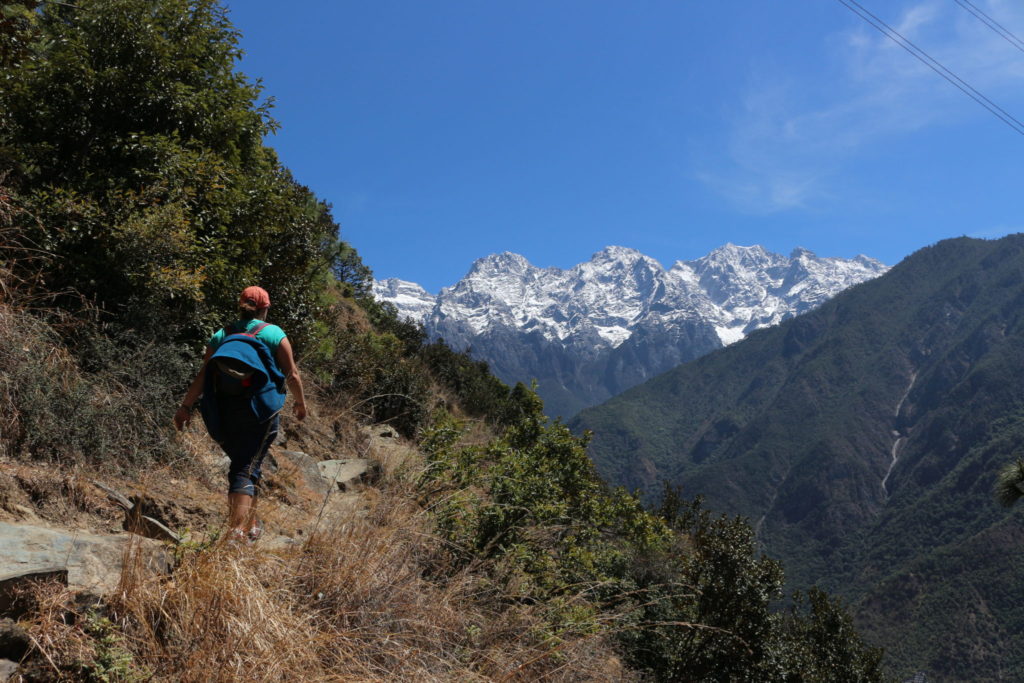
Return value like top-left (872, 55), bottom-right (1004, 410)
top-left (173, 286), bottom-right (307, 543)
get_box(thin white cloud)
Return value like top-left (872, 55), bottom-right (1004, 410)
top-left (697, 0), bottom-right (1024, 213)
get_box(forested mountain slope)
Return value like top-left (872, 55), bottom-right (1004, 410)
top-left (574, 235), bottom-right (1024, 680)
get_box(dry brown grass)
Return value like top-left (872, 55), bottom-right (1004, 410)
top-left (16, 435), bottom-right (630, 682)
top-left (109, 475), bottom-right (627, 681)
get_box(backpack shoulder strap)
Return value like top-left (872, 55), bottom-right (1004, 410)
top-left (223, 321), bottom-right (269, 338)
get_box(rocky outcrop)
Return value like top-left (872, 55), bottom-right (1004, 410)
top-left (317, 459), bottom-right (381, 492)
top-left (273, 449), bottom-right (333, 498)
top-left (0, 522), bottom-right (170, 610)
top-left (271, 448), bottom-right (382, 499)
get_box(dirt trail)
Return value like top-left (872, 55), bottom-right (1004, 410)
top-left (0, 411), bottom-right (412, 604)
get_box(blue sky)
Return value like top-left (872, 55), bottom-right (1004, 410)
top-left (225, 1), bottom-right (1024, 293)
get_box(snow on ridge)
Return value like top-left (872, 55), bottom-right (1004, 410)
top-left (372, 278), bottom-right (436, 324)
top-left (716, 325), bottom-right (747, 346)
top-left (374, 245), bottom-right (889, 348)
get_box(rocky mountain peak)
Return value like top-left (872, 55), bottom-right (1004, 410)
top-left (373, 244), bottom-right (887, 417)
top-left (590, 245), bottom-right (648, 264)
top-left (694, 243), bottom-right (780, 270)
top-left (373, 278), bottom-right (436, 322)
top-left (467, 251), bottom-right (534, 278)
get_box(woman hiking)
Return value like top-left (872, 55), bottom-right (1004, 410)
top-left (173, 286), bottom-right (307, 544)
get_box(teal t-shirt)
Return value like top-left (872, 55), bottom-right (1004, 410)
top-left (208, 319), bottom-right (287, 358)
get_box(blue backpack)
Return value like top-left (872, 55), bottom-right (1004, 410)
top-left (212, 322), bottom-right (271, 397)
top-left (200, 322), bottom-right (287, 442)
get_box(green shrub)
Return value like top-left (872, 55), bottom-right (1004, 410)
top-left (313, 324), bottom-right (431, 438)
top-left (419, 408), bottom-right (671, 604)
top-left (0, 307), bottom-right (188, 466)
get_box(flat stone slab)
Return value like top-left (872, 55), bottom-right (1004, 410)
top-left (0, 522), bottom-right (170, 607)
top-left (317, 458), bottom-right (378, 492)
top-left (275, 450), bottom-right (331, 497)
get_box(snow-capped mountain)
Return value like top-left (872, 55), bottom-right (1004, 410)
top-left (375, 244), bottom-right (888, 417)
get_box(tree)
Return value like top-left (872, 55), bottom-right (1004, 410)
top-left (996, 457), bottom-right (1024, 508)
top-left (0, 0), bottom-right (353, 350)
top-left (0, 1), bottom-right (40, 69)
top-left (333, 240), bottom-right (373, 299)
top-left (631, 488), bottom-right (788, 681)
top-left (780, 588), bottom-right (885, 683)
top-left (619, 485), bottom-right (885, 682)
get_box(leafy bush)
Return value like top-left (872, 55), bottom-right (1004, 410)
top-left (781, 588), bottom-right (885, 682)
top-left (419, 408), bottom-right (670, 631)
top-left (0, 306), bottom-right (189, 466)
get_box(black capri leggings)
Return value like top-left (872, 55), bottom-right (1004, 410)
top-left (219, 397), bottom-right (279, 496)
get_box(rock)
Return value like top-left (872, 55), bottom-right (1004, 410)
top-left (0, 659), bottom-right (17, 682)
top-left (274, 450), bottom-right (330, 497)
top-left (0, 522), bottom-right (171, 613)
top-left (0, 618), bottom-right (29, 660)
top-left (317, 459), bottom-right (380, 492)
top-left (362, 426), bottom-right (418, 471)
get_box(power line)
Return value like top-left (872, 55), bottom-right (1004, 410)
top-left (834, 0), bottom-right (1024, 137)
top-left (837, 0), bottom-right (1024, 134)
top-left (953, 0), bottom-right (1024, 55)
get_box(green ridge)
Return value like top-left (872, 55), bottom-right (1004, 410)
top-left (574, 235), bottom-right (1024, 680)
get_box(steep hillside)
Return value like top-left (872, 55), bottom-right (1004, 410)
top-left (574, 234), bottom-right (1024, 680)
top-left (376, 244), bottom-right (886, 418)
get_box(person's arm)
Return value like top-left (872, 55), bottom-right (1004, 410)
top-left (174, 346), bottom-right (214, 430)
top-left (275, 337), bottom-right (307, 420)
